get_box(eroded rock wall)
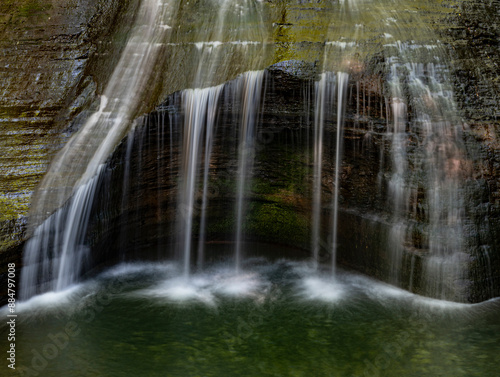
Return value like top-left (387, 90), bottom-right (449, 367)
top-left (0, 0), bottom-right (138, 283)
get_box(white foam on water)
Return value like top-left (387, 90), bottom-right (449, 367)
top-left (212, 271), bottom-right (266, 298)
top-left (341, 271), bottom-right (472, 311)
top-left (412, 295), bottom-right (473, 310)
top-left (134, 276), bottom-right (216, 306)
top-left (131, 267), bottom-right (267, 305)
top-left (100, 262), bottom-right (178, 279)
top-left (298, 276), bottom-right (345, 303)
top-left (12, 259), bottom-right (480, 315)
top-left (287, 260), bottom-right (475, 310)
top-left (14, 284), bottom-right (85, 313)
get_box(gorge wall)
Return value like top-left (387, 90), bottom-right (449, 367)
top-left (0, 0), bottom-right (138, 270)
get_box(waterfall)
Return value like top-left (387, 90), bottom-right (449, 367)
top-left (20, 0), bottom-right (271, 297)
top-left (196, 91), bottom-right (222, 270)
top-left (386, 55), bottom-right (409, 286)
top-left (20, 167), bottom-right (105, 299)
top-left (26, 0), bottom-right (271, 234)
top-left (20, 0), bottom-right (173, 299)
top-left (20, 69), bottom-right (267, 297)
top-left (234, 71), bottom-right (265, 272)
top-left (331, 72), bottom-right (349, 273)
top-left (176, 71), bottom-right (264, 277)
top-left (18, 0), bottom-right (484, 303)
top-left (383, 39), bottom-right (467, 299)
top-left (311, 73), bottom-right (335, 269)
top-left (28, 0), bottom-right (173, 230)
top-left (310, 71), bottom-right (348, 274)
top-left (302, 0), bottom-right (471, 296)
top-left (177, 86), bottom-right (223, 278)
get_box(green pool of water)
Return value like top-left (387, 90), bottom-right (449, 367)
top-left (2, 257), bottom-right (499, 377)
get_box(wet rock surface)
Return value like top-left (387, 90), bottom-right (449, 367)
top-left (0, 0), bottom-right (138, 301)
top-left (0, 0), bottom-right (137, 253)
top-left (444, 0), bottom-right (500, 301)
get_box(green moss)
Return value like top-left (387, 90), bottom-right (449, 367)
top-left (254, 147), bottom-right (311, 197)
top-left (206, 215), bottom-right (236, 237)
top-left (246, 201), bottom-right (310, 247)
top-left (268, 0), bottom-right (461, 67)
top-left (0, 196), bottom-right (28, 223)
top-left (18, 0), bottom-right (51, 18)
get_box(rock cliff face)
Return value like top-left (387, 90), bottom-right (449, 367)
top-left (0, 0), bottom-right (137, 264)
top-left (1, 0), bottom-right (499, 301)
top-left (444, 0), bottom-right (500, 301)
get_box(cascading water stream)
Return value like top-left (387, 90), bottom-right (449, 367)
top-left (196, 93), bottom-right (221, 270)
top-left (331, 72), bottom-right (349, 274)
top-left (178, 87), bottom-right (223, 278)
top-left (175, 71), bottom-right (265, 278)
top-left (20, 167), bottom-right (104, 299)
top-left (387, 55), bottom-right (409, 286)
top-left (318, 0), bottom-right (470, 298)
top-left (310, 70), bottom-right (348, 274)
top-left (20, 0), bottom-right (172, 298)
top-left (311, 80), bottom-right (325, 270)
top-left (20, 0), bottom-right (271, 297)
top-left (311, 73), bottom-right (335, 269)
top-left (383, 38), bottom-right (467, 299)
top-left (234, 71), bottom-right (265, 273)
top-left (28, 0), bottom-right (174, 229)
